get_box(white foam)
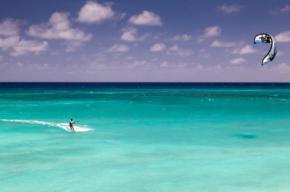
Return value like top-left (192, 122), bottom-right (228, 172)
top-left (0, 119), bottom-right (93, 133)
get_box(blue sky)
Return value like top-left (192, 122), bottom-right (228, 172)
top-left (0, 0), bottom-right (290, 82)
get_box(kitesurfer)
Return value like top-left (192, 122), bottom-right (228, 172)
top-left (69, 118), bottom-right (75, 132)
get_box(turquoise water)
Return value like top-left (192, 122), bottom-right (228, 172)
top-left (1, 83), bottom-right (290, 192)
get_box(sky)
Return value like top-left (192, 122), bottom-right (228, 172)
top-left (0, 0), bottom-right (290, 82)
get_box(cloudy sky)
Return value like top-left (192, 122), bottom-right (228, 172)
top-left (0, 0), bottom-right (290, 82)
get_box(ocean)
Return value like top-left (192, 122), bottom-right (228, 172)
top-left (1, 83), bottom-right (290, 192)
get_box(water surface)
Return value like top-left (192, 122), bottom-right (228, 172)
top-left (1, 83), bottom-right (290, 192)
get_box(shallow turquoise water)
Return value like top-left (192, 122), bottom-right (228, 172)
top-left (1, 84), bottom-right (290, 191)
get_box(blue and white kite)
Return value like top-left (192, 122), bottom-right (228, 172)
top-left (254, 33), bottom-right (277, 66)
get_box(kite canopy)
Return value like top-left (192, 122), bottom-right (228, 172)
top-left (254, 33), bottom-right (277, 66)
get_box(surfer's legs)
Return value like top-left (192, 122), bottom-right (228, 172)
top-left (69, 124), bottom-right (75, 132)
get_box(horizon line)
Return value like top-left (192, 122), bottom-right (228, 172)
top-left (1, 82), bottom-right (290, 84)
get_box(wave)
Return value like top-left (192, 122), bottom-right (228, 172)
top-left (0, 119), bottom-right (93, 133)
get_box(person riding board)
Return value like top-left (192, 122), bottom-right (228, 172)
top-left (69, 118), bottom-right (75, 132)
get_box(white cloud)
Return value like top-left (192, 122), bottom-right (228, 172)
top-left (129, 10), bottom-right (162, 26)
top-left (150, 43), bottom-right (166, 52)
top-left (198, 48), bottom-right (211, 58)
top-left (275, 31), bottom-right (290, 42)
top-left (218, 4), bottom-right (243, 14)
top-left (233, 45), bottom-right (256, 55)
top-left (160, 61), bottom-right (169, 67)
top-left (0, 35), bottom-right (47, 56)
top-left (0, 36), bottom-right (20, 49)
top-left (169, 45), bottom-right (179, 51)
top-left (167, 45), bottom-right (192, 57)
top-left (64, 41), bottom-right (85, 52)
top-left (230, 57), bottom-right (245, 65)
top-left (108, 44), bottom-right (129, 52)
top-left (271, 5), bottom-right (290, 14)
top-left (204, 26), bottom-right (221, 37)
top-left (173, 34), bottom-right (192, 41)
top-left (131, 59), bottom-right (147, 67)
top-left (0, 18), bottom-right (49, 57)
top-left (199, 26), bottom-right (221, 41)
top-left (280, 5), bottom-right (290, 13)
top-left (28, 12), bottom-right (92, 42)
top-left (121, 28), bottom-right (140, 42)
top-left (77, 1), bottom-right (114, 24)
top-left (0, 18), bottom-right (19, 36)
top-left (277, 63), bottom-right (290, 74)
top-left (11, 40), bottom-right (48, 56)
top-left (277, 51), bottom-right (285, 57)
top-left (210, 40), bottom-right (236, 48)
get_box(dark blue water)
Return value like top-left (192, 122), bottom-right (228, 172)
top-left (1, 82), bottom-right (290, 90)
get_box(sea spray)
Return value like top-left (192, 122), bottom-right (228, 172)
top-left (0, 119), bottom-right (93, 132)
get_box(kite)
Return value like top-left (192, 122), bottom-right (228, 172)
top-left (254, 33), bottom-right (277, 66)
